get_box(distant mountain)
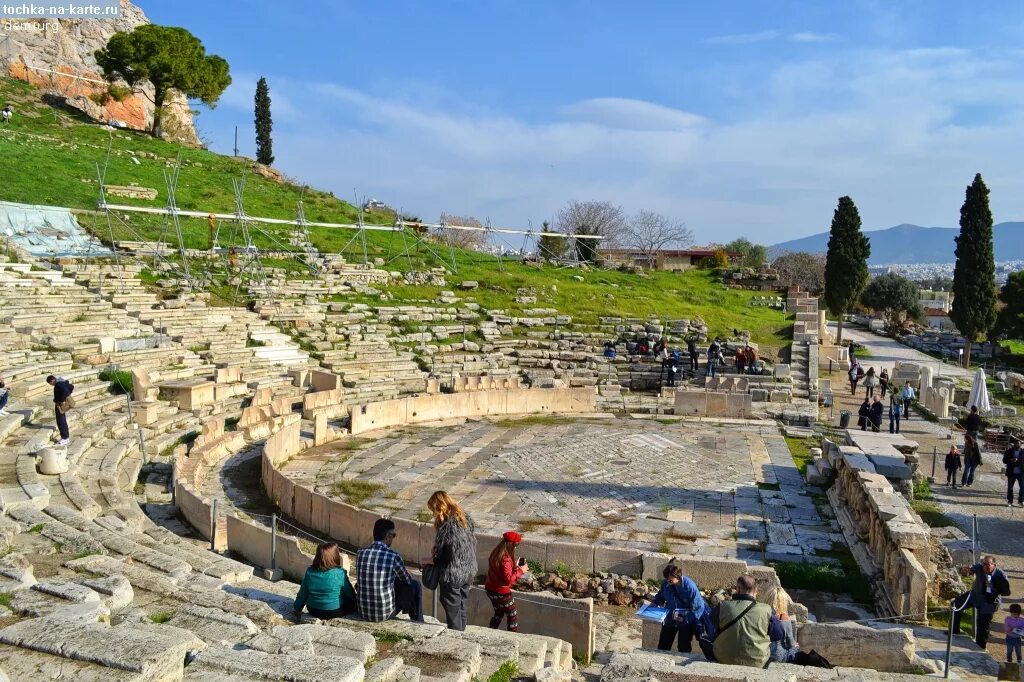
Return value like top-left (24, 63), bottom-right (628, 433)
top-left (769, 222), bottom-right (1024, 264)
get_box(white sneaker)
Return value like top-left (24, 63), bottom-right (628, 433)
top-left (56, 438), bottom-right (69, 446)
top-left (0, 409), bottom-right (9, 416)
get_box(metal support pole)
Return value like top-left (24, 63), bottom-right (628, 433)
top-left (944, 601), bottom-right (954, 678)
top-left (210, 498), bottom-right (218, 551)
top-left (432, 586), bottom-right (439, 619)
top-left (972, 515), bottom-right (978, 635)
top-left (170, 459), bottom-right (176, 505)
top-left (930, 446), bottom-right (937, 481)
top-left (271, 513), bottom-right (278, 571)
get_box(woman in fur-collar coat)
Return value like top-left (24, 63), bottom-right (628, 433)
top-left (426, 490), bottom-right (478, 631)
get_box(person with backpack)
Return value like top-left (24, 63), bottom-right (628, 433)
top-left (848, 362), bottom-right (862, 395)
top-left (707, 338), bottom-right (721, 378)
top-left (710, 575), bottom-right (785, 668)
top-left (46, 375), bottom-right (74, 446)
top-left (651, 560), bottom-right (714, 659)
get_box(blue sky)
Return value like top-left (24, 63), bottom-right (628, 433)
top-left (142, 1), bottom-right (1024, 245)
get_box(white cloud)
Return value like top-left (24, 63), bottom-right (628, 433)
top-left (217, 72), bottom-right (299, 121)
top-left (790, 32), bottom-right (840, 43)
top-left (703, 30), bottom-right (780, 45)
top-left (257, 46), bottom-right (1024, 244)
top-left (560, 98), bottom-right (708, 131)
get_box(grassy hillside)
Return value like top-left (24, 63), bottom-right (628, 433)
top-left (1, 76), bottom-right (792, 355)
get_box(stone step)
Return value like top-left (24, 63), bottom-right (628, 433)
top-left (0, 615), bottom-right (200, 680)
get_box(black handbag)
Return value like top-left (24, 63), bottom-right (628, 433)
top-left (422, 564), bottom-right (440, 590)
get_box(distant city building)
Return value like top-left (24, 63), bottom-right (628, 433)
top-left (597, 248), bottom-right (741, 271)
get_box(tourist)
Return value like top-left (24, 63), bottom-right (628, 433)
top-left (863, 367), bottom-right (879, 399)
top-left (665, 351), bottom-right (680, 387)
top-left (603, 341), bottom-right (616, 359)
top-left (46, 375), bottom-right (74, 446)
top-left (746, 346), bottom-right (760, 375)
top-left (425, 490), bottom-right (477, 631)
top-left (1004, 603), bottom-right (1024, 664)
top-left (964, 405), bottom-right (981, 440)
top-left (900, 381), bottom-right (916, 419)
top-left (952, 555), bottom-right (1011, 649)
top-left (707, 338), bottom-right (721, 378)
top-left (293, 542), bottom-right (356, 620)
top-left (888, 396), bottom-right (901, 434)
top-left (0, 373), bottom-right (11, 416)
top-left (687, 337), bottom-right (699, 372)
top-left (736, 348), bottom-right (746, 375)
top-left (484, 531), bottom-right (526, 631)
top-left (1003, 440), bottom-right (1024, 508)
top-left (770, 611), bottom-right (800, 663)
top-left (944, 445), bottom-right (962, 489)
top-left (356, 518), bottom-right (423, 622)
top-left (848, 362), bottom-right (862, 395)
top-left (651, 560), bottom-right (714, 658)
top-left (857, 398), bottom-right (871, 431)
top-left (869, 396), bottom-right (884, 433)
top-left (879, 368), bottom-right (889, 397)
top-left (960, 435), bottom-right (981, 487)
top-left (710, 575), bottom-right (785, 668)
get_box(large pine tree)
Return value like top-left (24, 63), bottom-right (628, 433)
top-left (254, 76), bottom-right (274, 165)
top-left (950, 173), bottom-right (997, 366)
top-left (823, 196), bottom-right (871, 345)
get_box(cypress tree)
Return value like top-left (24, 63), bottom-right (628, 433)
top-left (950, 173), bottom-right (997, 366)
top-left (823, 196), bottom-right (871, 345)
top-left (254, 76), bottom-right (274, 165)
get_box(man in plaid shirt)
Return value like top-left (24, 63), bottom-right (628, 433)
top-left (356, 518), bottom-right (423, 621)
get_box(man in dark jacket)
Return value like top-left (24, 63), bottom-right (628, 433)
top-left (964, 405), bottom-right (982, 439)
top-left (952, 555), bottom-right (1012, 648)
top-left (869, 396), bottom-right (884, 433)
top-left (46, 375), bottom-right (74, 445)
top-left (687, 338), bottom-right (699, 372)
top-left (1005, 441), bottom-right (1024, 508)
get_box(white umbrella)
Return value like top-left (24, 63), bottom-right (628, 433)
top-left (967, 367), bottom-right (991, 414)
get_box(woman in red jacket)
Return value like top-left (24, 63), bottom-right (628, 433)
top-left (485, 531), bottom-right (526, 631)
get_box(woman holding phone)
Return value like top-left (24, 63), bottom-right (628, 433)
top-left (484, 531), bottom-right (527, 631)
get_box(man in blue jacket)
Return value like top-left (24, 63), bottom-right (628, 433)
top-left (651, 561), bottom-right (715, 659)
top-left (46, 375), bottom-right (74, 446)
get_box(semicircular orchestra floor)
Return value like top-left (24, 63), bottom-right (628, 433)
top-left (284, 415), bottom-right (838, 561)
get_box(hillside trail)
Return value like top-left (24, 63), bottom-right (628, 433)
top-left (822, 324), bottom-right (1022, 663)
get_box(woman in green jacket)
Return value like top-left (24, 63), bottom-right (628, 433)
top-left (293, 542), bottom-right (356, 620)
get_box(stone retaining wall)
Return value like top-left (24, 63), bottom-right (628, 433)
top-left (826, 440), bottom-right (930, 619)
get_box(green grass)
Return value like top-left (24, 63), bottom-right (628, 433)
top-left (551, 561), bottom-right (574, 581)
top-left (98, 368), bottom-right (134, 394)
top-left (372, 630), bottom-right (412, 644)
top-left (331, 480), bottom-right (386, 506)
top-left (784, 436), bottom-right (819, 476)
top-left (928, 598), bottom-right (974, 638)
top-left (0, 592), bottom-right (12, 608)
top-left (491, 415), bottom-right (578, 428)
top-left (148, 611), bottom-right (175, 624)
top-left (526, 559), bottom-right (543, 575)
top-left (909, 478), bottom-right (957, 527)
top-left (487, 661), bottom-right (519, 682)
top-left (770, 557), bottom-right (873, 604)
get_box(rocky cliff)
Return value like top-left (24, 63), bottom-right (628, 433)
top-left (1, 0), bottom-right (200, 146)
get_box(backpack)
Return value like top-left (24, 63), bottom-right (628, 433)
top-left (856, 366), bottom-right (865, 378)
top-left (792, 650), bottom-right (833, 668)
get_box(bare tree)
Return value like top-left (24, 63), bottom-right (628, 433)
top-left (555, 200), bottom-right (626, 261)
top-left (435, 214), bottom-right (485, 250)
top-left (623, 210), bottom-right (693, 267)
top-left (772, 251), bottom-right (827, 293)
